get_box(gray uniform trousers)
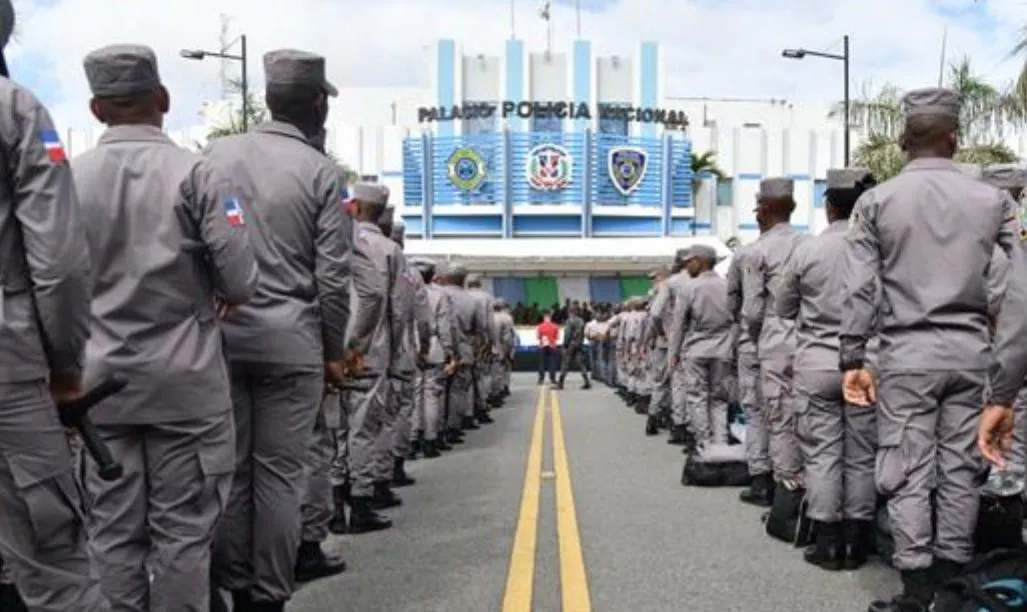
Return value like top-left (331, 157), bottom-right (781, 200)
top-left (85, 414), bottom-right (234, 612)
top-left (737, 350), bottom-right (770, 475)
top-left (761, 361), bottom-right (803, 485)
top-left (391, 378), bottom-right (416, 460)
top-left (647, 347), bottom-right (670, 417)
top-left (446, 366), bottom-right (474, 430)
top-left (300, 400), bottom-right (334, 544)
top-left (877, 369), bottom-right (985, 570)
top-left (1012, 384), bottom-right (1027, 467)
top-left (372, 376), bottom-right (405, 483)
top-left (682, 358), bottom-right (733, 445)
top-left (489, 359), bottom-right (504, 396)
top-left (794, 370), bottom-right (877, 523)
top-left (670, 361), bottom-right (688, 427)
top-left (0, 382), bottom-right (107, 612)
top-left (212, 362), bottom-right (322, 603)
top-left (472, 361), bottom-right (488, 413)
top-left (413, 367), bottom-right (445, 441)
top-left (336, 374), bottom-right (391, 498)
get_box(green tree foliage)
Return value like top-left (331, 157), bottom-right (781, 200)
top-left (829, 57), bottom-right (1019, 181)
top-left (690, 150), bottom-right (726, 193)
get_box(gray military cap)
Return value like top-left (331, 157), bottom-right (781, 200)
top-left (442, 261), bottom-right (467, 278)
top-left (827, 168), bottom-right (872, 190)
top-left (684, 244), bottom-right (717, 263)
top-left (757, 177), bottom-right (794, 200)
top-left (352, 182), bottom-right (389, 205)
top-left (264, 49), bottom-right (338, 97)
top-left (83, 44), bottom-right (162, 97)
top-left (902, 87), bottom-right (960, 120)
top-left (981, 164), bottom-right (1027, 190)
top-left (0, 0), bottom-right (15, 49)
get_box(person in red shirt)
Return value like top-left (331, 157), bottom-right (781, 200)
top-left (536, 312), bottom-right (560, 385)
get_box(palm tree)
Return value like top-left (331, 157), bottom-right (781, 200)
top-left (326, 150), bottom-right (359, 187)
top-left (205, 78), bottom-right (267, 141)
top-left (691, 150), bottom-right (726, 190)
top-left (828, 57), bottom-right (1019, 180)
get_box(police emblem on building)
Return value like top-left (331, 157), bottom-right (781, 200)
top-left (446, 146), bottom-right (487, 191)
top-left (526, 143), bottom-right (572, 191)
top-left (608, 146), bottom-right (648, 196)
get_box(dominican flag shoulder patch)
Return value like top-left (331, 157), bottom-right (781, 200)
top-left (40, 130), bottom-right (67, 163)
top-left (223, 197), bottom-right (245, 227)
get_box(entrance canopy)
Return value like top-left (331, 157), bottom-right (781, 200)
top-left (404, 237), bottom-right (733, 274)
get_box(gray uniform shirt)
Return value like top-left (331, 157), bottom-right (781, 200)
top-left (422, 283), bottom-right (454, 365)
top-left (73, 125), bottom-right (258, 424)
top-left (742, 223), bottom-right (807, 365)
top-left (563, 315), bottom-right (585, 348)
top-left (467, 287), bottom-right (495, 354)
top-left (0, 79), bottom-right (92, 383)
top-left (776, 220), bottom-right (850, 372)
top-left (348, 221), bottom-right (406, 376)
top-left (444, 285), bottom-right (486, 363)
top-left (840, 158), bottom-right (1019, 375)
top-left (726, 246), bottom-right (755, 355)
top-left (394, 263), bottom-right (424, 376)
top-left (667, 270), bottom-right (735, 360)
top-left (206, 121), bottom-right (352, 366)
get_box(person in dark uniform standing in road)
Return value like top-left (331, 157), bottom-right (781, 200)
top-left (206, 49), bottom-right (353, 612)
top-left (554, 304), bottom-right (590, 390)
top-left (0, 2), bottom-right (108, 609)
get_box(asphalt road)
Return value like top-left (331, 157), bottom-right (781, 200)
top-left (290, 374), bottom-right (900, 612)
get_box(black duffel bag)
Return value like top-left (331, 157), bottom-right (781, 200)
top-left (681, 443), bottom-right (750, 488)
top-left (934, 548), bottom-right (1027, 612)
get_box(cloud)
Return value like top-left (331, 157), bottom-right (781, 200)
top-left (5, 0), bottom-right (1027, 132)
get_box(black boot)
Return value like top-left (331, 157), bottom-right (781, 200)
top-left (803, 521), bottom-right (844, 571)
top-left (931, 558), bottom-right (965, 586)
top-left (422, 438), bottom-right (442, 458)
top-left (348, 496), bottom-right (392, 534)
top-left (407, 434), bottom-right (423, 461)
top-left (446, 428), bottom-right (464, 444)
top-left (461, 416), bottom-right (480, 431)
top-left (231, 591), bottom-right (254, 610)
top-left (867, 568), bottom-right (934, 612)
top-left (553, 376), bottom-right (565, 390)
top-left (475, 410), bottom-right (494, 424)
top-left (0, 584), bottom-right (28, 612)
top-left (635, 395), bottom-right (650, 415)
top-left (645, 415), bottom-right (659, 436)
top-left (581, 375), bottom-right (591, 390)
top-left (371, 481), bottom-right (402, 509)
top-left (294, 540), bottom-right (347, 583)
top-left (436, 436), bottom-right (453, 451)
top-left (843, 519), bottom-right (873, 570)
top-left (249, 601), bottom-right (286, 611)
top-left (328, 483), bottom-right (348, 535)
top-left (739, 473), bottom-right (774, 507)
top-left (667, 424), bottom-right (688, 445)
top-left (392, 456), bottom-right (416, 487)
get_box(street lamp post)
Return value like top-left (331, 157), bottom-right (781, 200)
top-left (180, 34), bottom-right (250, 131)
top-left (782, 34), bottom-right (850, 167)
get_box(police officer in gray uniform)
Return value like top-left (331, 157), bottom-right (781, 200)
top-left (339, 182), bottom-right (407, 523)
top-left (729, 241), bottom-right (772, 506)
top-left (776, 168), bottom-right (879, 572)
top-left (409, 257), bottom-right (455, 459)
top-left (841, 88), bottom-right (1024, 611)
top-left (206, 49), bottom-right (352, 612)
top-left (466, 274), bottom-right (496, 424)
top-left (742, 178), bottom-right (807, 508)
top-left (979, 164), bottom-right (1027, 466)
top-left (639, 266), bottom-right (670, 433)
top-left (668, 245), bottom-right (735, 448)
top-left (73, 44), bottom-right (259, 612)
top-left (383, 220), bottom-right (423, 487)
top-left (0, 3), bottom-right (107, 609)
top-left (651, 251), bottom-right (690, 441)
top-left (439, 263), bottom-right (484, 441)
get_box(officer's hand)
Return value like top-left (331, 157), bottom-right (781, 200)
top-left (978, 405), bottom-right (1015, 468)
top-left (842, 368), bottom-right (876, 406)
top-left (50, 374), bottom-right (84, 404)
top-left (325, 360), bottom-right (347, 385)
top-left (215, 299), bottom-right (238, 320)
top-left (669, 356), bottom-right (679, 370)
top-left (344, 350), bottom-right (365, 375)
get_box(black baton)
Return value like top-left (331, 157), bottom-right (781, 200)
top-left (58, 377), bottom-right (127, 481)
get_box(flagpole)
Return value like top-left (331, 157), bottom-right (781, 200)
top-left (575, 0), bottom-right (581, 38)
top-left (510, 0), bottom-right (515, 40)
top-left (938, 27), bottom-right (948, 87)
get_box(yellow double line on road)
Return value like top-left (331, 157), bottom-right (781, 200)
top-left (502, 386), bottom-right (591, 612)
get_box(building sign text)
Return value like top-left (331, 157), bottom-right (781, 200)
top-left (417, 101), bottom-right (688, 128)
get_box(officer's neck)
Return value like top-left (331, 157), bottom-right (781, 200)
top-left (762, 217), bottom-right (791, 231)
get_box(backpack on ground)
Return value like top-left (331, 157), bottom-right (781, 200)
top-left (762, 484), bottom-right (813, 548)
top-left (681, 443), bottom-right (750, 488)
top-left (934, 548), bottom-right (1027, 612)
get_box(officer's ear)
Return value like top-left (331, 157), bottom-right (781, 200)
top-left (88, 97), bottom-right (105, 124)
top-left (155, 86), bottom-right (170, 115)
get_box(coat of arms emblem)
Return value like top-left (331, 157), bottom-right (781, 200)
top-left (446, 146), bottom-right (487, 191)
top-left (526, 143), bottom-right (573, 191)
top-left (608, 146), bottom-right (649, 196)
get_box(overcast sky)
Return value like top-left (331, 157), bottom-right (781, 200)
top-left (7, 0), bottom-right (1027, 132)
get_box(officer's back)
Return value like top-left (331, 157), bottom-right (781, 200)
top-left (73, 45), bottom-right (258, 419)
top-left (205, 53), bottom-right (351, 363)
top-left (867, 149), bottom-right (1009, 367)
